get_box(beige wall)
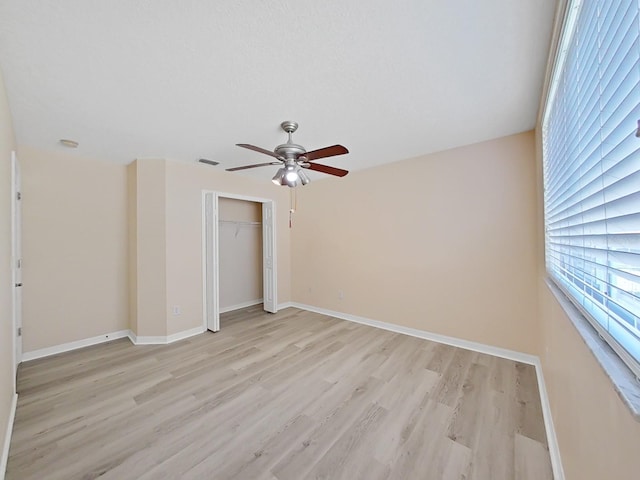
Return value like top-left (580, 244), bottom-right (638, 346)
top-left (219, 197), bottom-right (262, 222)
top-left (127, 163), bottom-right (138, 335)
top-left (539, 284), bottom-right (640, 479)
top-left (163, 160), bottom-right (291, 335)
top-left (20, 146), bottom-right (129, 351)
top-left (17, 151), bottom-right (292, 344)
top-left (132, 159), bottom-right (167, 337)
top-left (0, 68), bottom-right (17, 472)
top-left (292, 131), bottom-right (539, 354)
top-left (127, 158), bottom-right (292, 338)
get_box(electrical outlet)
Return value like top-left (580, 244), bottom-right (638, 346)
top-left (172, 305), bottom-right (181, 315)
top-left (338, 290), bottom-right (344, 300)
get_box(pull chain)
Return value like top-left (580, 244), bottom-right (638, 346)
top-left (289, 187), bottom-right (297, 228)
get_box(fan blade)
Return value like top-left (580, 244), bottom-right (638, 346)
top-left (304, 145), bottom-right (349, 161)
top-left (226, 161), bottom-right (281, 172)
top-left (305, 162), bottom-right (349, 177)
top-left (236, 144), bottom-right (281, 159)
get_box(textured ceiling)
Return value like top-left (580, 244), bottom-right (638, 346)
top-left (0, 0), bottom-right (557, 179)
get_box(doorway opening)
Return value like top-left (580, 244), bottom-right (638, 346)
top-left (218, 197), bottom-right (263, 322)
top-left (202, 192), bottom-right (277, 332)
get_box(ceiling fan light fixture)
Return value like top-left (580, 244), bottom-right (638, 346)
top-left (284, 171), bottom-right (298, 188)
top-left (285, 165), bottom-right (299, 183)
top-left (272, 168), bottom-right (286, 186)
top-left (272, 166), bottom-right (309, 188)
top-left (298, 168), bottom-right (310, 185)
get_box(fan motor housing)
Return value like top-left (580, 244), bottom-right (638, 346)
top-left (275, 143), bottom-right (306, 159)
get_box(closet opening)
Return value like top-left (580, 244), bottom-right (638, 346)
top-left (202, 192), bottom-right (277, 332)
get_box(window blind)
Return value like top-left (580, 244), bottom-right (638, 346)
top-left (543, 0), bottom-right (640, 378)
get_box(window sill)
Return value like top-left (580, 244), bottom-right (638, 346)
top-left (545, 278), bottom-right (640, 422)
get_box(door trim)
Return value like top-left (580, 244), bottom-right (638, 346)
top-left (10, 150), bottom-right (21, 391)
top-left (201, 191), bottom-right (278, 332)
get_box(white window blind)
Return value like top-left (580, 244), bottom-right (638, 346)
top-left (543, 0), bottom-right (640, 378)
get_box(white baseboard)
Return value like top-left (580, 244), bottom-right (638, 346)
top-left (130, 326), bottom-right (206, 345)
top-left (22, 325), bottom-right (208, 359)
top-left (129, 333), bottom-right (165, 345)
top-left (288, 302), bottom-right (538, 365)
top-left (219, 299), bottom-right (263, 314)
top-left (1, 393), bottom-right (17, 480)
top-left (285, 302), bottom-right (564, 478)
top-left (22, 330), bottom-right (131, 362)
top-left (532, 359), bottom-right (565, 480)
top-left (167, 326), bottom-right (206, 343)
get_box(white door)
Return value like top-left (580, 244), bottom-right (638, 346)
top-left (11, 151), bottom-right (22, 382)
top-left (262, 202), bottom-right (277, 313)
top-left (204, 192), bottom-right (220, 332)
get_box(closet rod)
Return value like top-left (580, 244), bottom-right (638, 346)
top-left (218, 220), bottom-right (262, 226)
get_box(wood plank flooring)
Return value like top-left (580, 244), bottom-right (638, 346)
top-left (6, 307), bottom-right (553, 479)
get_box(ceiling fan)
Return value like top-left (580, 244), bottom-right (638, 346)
top-left (227, 121), bottom-right (349, 187)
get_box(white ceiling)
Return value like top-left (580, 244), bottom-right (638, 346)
top-left (0, 0), bottom-right (557, 179)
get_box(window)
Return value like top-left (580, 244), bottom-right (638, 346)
top-left (542, 0), bottom-right (640, 379)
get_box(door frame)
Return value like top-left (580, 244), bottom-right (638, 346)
top-left (201, 191), bottom-right (277, 332)
top-left (10, 150), bottom-right (22, 389)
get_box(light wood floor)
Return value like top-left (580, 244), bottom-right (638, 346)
top-left (7, 307), bottom-right (553, 480)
